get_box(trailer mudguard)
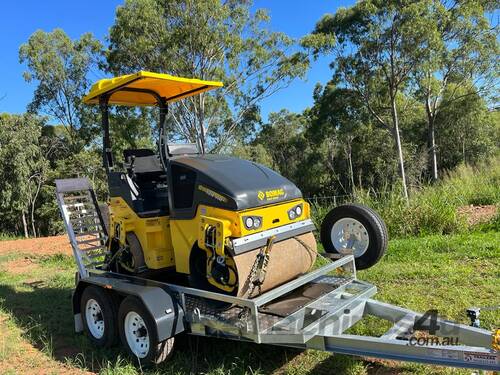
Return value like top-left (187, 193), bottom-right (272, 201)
top-left (73, 273), bottom-right (185, 341)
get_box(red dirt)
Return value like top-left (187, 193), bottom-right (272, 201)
top-left (1, 257), bottom-right (39, 274)
top-left (457, 204), bottom-right (498, 226)
top-left (0, 235), bottom-right (72, 256)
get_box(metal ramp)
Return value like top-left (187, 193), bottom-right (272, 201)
top-left (55, 178), bottom-right (109, 277)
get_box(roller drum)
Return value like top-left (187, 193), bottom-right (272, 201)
top-left (234, 232), bottom-right (317, 298)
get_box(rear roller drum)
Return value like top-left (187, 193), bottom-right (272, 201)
top-left (320, 204), bottom-right (387, 270)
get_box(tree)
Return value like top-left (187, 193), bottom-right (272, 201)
top-left (19, 29), bottom-right (102, 147)
top-left (106, 0), bottom-right (308, 152)
top-left (435, 85), bottom-right (498, 168)
top-left (303, 0), bottom-right (445, 201)
top-left (254, 110), bottom-right (306, 178)
top-left (413, 0), bottom-right (499, 180)
top-left (305, 81), bottom-right (415, 196)
top-left (0, 114), bottom-right (48, 237)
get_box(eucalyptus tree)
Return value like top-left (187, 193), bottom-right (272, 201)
top-left (302, 0), bottom-right (446, 201)
top-left (19, 29), bottom-right (102, 148)
top-left (106, 0), bottom-right (308, 152)
top-left (0, 114), bottom-right (48, 237)
top-left (413, 0), bottom-right (499, 180)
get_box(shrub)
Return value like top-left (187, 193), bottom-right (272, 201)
top-left (310, 157), bottom-right (499, 238)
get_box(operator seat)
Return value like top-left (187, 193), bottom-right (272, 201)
top-left (123, 149), bottom-right (169, 217)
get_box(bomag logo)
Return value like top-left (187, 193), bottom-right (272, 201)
top-left (258, 188), bottom-right (285, 201)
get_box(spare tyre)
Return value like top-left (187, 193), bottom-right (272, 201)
top-left (320, 204), bottom-right (387, 270)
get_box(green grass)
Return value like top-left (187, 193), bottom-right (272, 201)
top-left (311, 157), bottom-right (500, 238)
top-left (0, 228), bottom-right (498, 374)
top-left (0, 233), bottom-right (23, 241)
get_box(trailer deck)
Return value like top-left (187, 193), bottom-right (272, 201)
top-left (56, 178), bottom-right (500, 371)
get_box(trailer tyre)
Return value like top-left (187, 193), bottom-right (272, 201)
top-left (80, 285), bottom-right (118, 347)
top-left (320, 204), bottom-right (387, 270)
top-left (118, 296), bottom-right (175, 366)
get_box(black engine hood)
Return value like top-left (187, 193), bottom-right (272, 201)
top-left (170, 154), bottom-right (302, 211)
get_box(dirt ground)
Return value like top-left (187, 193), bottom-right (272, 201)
top-left (0, 235), bottom-right (72, 256)
top-left (457, 204), bottom-right (498, 225)
top-left (0, 235), bottom-right (85, 374)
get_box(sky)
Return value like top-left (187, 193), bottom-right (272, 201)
top-left (0, 1), bottom-right (354, 121)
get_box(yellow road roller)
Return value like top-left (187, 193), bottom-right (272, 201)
top-left (82, 71), bottom-right (386, 298)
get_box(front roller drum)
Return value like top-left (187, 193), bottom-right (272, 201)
top-left (189, 232), bottom-right (317, 298)
top-left (235, 231), bottom-right (317, 298)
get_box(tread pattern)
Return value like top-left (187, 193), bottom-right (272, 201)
top-left (320, 203), bottom-right (388, 269)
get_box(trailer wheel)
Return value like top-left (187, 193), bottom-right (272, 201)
top-left (80, 286), bottom-right (118, 347)
top-left (320, 204), bottom-right (387, 270)
top-left (118, 296), bottom-right (175, 366)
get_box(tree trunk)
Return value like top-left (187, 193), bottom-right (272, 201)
top-left (425, 98), bottom-right (439, 182)
top-left (346, 140), bottom-right (355, 194)
top-left (462, 139), bottom-right (466, 164)
top-left (428, 120), bottom-right (438, 181)
top-left (22, 211), bottom-right (29, 238)
top-left (30, 208), bottom-right (37, 238)
top-left (390, 97), bottom-right (409, 202)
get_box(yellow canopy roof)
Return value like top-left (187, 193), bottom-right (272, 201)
top-left (83, 71), bottom-right (223, 106)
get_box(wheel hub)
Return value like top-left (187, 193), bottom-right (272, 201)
top-left (124, 311), bottom-right (150, 358)
top-left (85, 298), bottom-right (105, 339)
top-left (330, 218), bottom-right (370, 257)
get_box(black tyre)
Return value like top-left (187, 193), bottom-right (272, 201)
top-left (80, 285), bottom-right (118, 347)
top-left (118, 296), bottom-right (175, 366)
top-left (320, 204), bottom-right (387, 270)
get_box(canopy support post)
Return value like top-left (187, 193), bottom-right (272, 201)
top-left (158, 97), bottom-right (169, 169)
top-left (99, 95), bottom-right (113, 172)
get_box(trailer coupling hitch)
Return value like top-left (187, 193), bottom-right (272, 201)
top-left (466, 305), bottom-right (500, 328)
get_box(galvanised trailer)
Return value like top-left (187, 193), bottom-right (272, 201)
top-left (56, 178), bottom-right (500, 371)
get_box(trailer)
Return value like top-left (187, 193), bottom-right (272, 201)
top-left (56, 178), bottom-right (500, 371)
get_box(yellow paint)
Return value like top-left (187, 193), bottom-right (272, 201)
top-left (198, 215), bottom-right (233, 256)
top-left (108, 197), bottom-right (175, 269)
top-left (83, 71), bottom-right (223, 106)
top-left (257, 188), bottom-right (285, 202)
top-left (108, 195), bottom-right (310, 276)
top-left (493, 329), bottom-right (500, 351)
top-left (207, 255), bottom-right (238, 292)
top-left (170, 198), bottom-right (310, 274)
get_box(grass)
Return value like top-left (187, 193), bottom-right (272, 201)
top-left (0, 233), bottom-right (23, 241)
top-left (0, 226), bottom-right (498, 374)
top-left (311, 157), bottom-right (500, 238)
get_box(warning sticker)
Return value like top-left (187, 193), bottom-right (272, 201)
top-left (427, 349), bottom-right (460, 360)
top-left (463, 352), bottom-right (499, 367)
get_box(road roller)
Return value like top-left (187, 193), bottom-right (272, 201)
top-left (82, 71), bottom-right (387, 299)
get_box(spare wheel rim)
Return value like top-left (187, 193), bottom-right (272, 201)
top-left (85, 298), bottom-right (105, 339)
top-left (331, 217), bottom-right (370, 257)
top-left (124, 311), bottom-right (150, 358)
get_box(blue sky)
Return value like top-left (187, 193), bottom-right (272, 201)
top-left (0, 1), bottom-right (354, 121)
